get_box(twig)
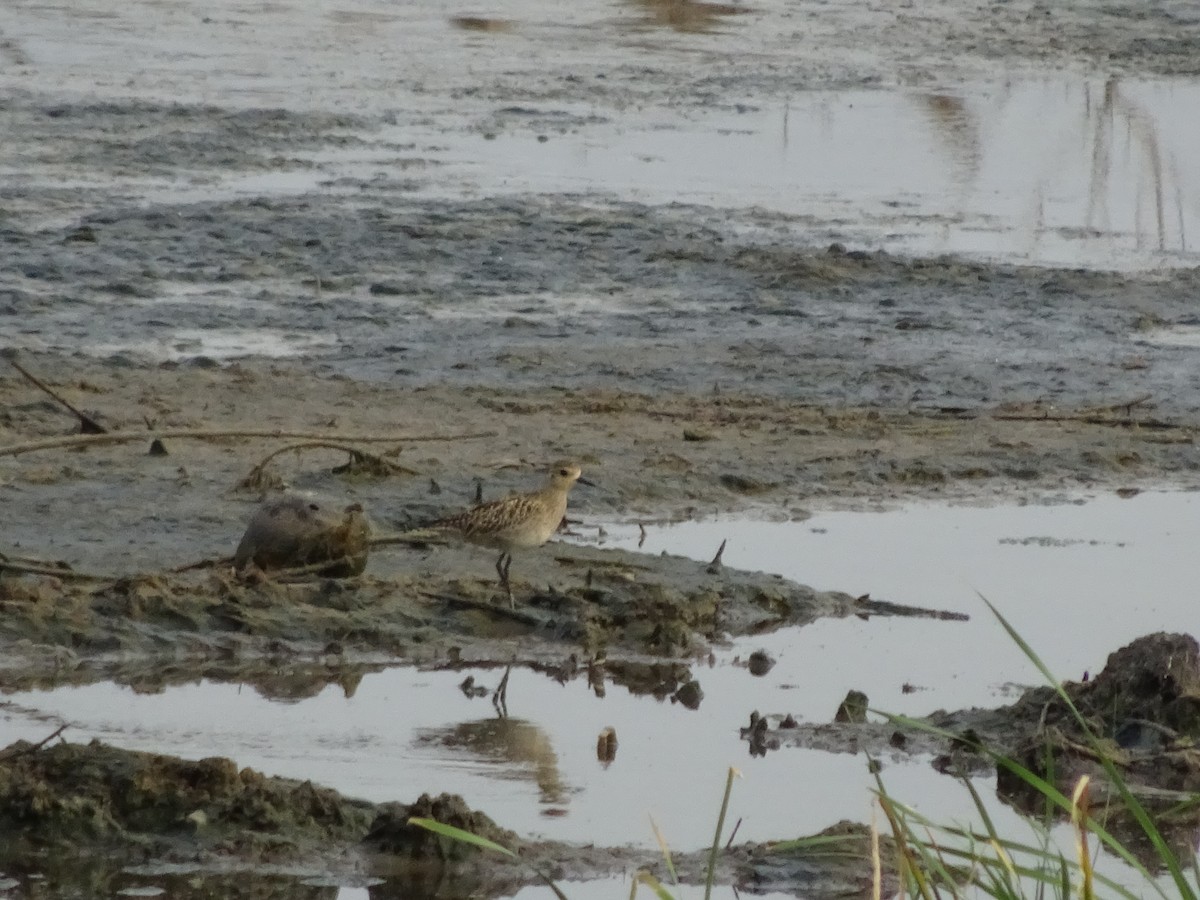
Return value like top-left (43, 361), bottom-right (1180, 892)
top-left (420, 591), bottom-right (544, 626)
top-left (0, 428), bottom-right (498, 459)
top-left (170, 555), bottom-right (233, 573)
top-left (240, 557), bottom-right (365, 583)
top-left (707, 538), bottom-right (727, 574)
top-left (0, 723), bottom-right (69, 760)
top-left (724, 817), bottom-right (743, 850)
top-left (1076, 394), bottom-right (1153, 416)
top-left (370, 530), bottom-right (450, 548)
top-left (5, 354), bottom-right (107, 434)
top-left (239, 441), bottom-right (421, 488)
top-left (0, 551), bottom-right (116, 582)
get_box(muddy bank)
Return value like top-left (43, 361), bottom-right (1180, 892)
top-left (740, 632), bottom-right (1200, 856)
top-left (0, 737), bottom-right (890, 899)
top-left (4, 358), bottom-right (1198, 571)
top-left (0, 536), bottom-right (960, 689)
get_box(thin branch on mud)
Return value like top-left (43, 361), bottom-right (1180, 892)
top-left (170, 555), bottom-right (234, 573)
top-left (1076, 394), bottom-right (1154, 416)
top-left (724, 817), bottom-right (743, 850)
top-left (0, 551), bottom-right (116, 582)
top-left (370, 531), bottom-right (450, 548)
top-left (4, 353), bottom-right (107, 434)
top-left (989, 395), bottom-right (1188, 430)
top-left (239, 558), bottom-right (365, 583)
top-left (0, 723), bottom-right (69, 759)
top-left (0, 428), bottom-right (498, 459)
top-left (238, 441), bottom-right (422, 490)
top-left (420, 591), bottom-right (545, 626)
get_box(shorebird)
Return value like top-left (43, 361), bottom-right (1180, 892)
top-left (433, 461), bottom-right (593, 606)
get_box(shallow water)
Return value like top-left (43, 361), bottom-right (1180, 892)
top-left (405, 77), bottom-right (1200, 270)
top-left (4, 490), bottom-right (1193, 872)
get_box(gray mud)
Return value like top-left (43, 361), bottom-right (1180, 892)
top-left (4, 0), bottom-right (1200, 893)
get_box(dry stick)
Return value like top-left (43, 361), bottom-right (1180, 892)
top-left (0, 552), bottom-right (116, 582)
top-left (0, 428), bottom-right (498, 459)
top-left (0, 723), bottom-right (69, 760)
top-left (5, 354), bottom-right (107, 434)
top-left (420, 591), bottom-right (544, 626)
top-left (241, 441), bottom-right (423, 481)
top-left (262, 558), bottom-right (366, 582)
top-left (707, 538), bottom-right (727, 574)
top-left (990, 411), bottom-right (1186, 430)
top-left (370, 531), bottom-right (450, 548)
top-left (171, 555), bottom-right (234, 573)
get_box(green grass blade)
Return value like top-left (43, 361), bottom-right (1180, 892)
top-left (979, 595), bottom-right (1197, 900)
top-left (649, 815), bottom-right (680, 887)
top-left (408, 817), bottom-right (518, 856)
top-left (704, 767), bottom-right (738, 900)
top-left (634, 870), bottom-right (679, 900)
top-left (407, 817), bottom-right (570, 900)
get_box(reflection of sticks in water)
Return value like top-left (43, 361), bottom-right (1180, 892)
top-left (1089, 78), bottom-right (1172, 253)
top-left (492, 665), bottom-right (511, 717)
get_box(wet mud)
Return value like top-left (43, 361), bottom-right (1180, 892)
top-left (742, 632), bottom-right (1200, 861)
top-left (4, 0), bottom-right (1200, 892)
top-left (0, 736), bottom-right (894, 900)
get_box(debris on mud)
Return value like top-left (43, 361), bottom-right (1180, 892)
top-left (989, 632), bottom-right (1200, 804)
top-left (0, 737), bottom-right (375, 856)
top-left (364, 792), bottom-right (517, 858)
top-left (0, 736), bottom-right (890, 899)
top-left (738, 632), bottom-right (1200, 843)
top-left (0, 540), bottom-right (963, 672)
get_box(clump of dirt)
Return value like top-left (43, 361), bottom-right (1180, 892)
top-left (0, 738), bottom-right (375, 856)
top-left (234, 495), bottom-right (371, 577)
top-left (364, 792), bottom-right (517, 858)
top-left (740, 632), bottom-right (1200, 851)
top-left (994, 632), bottom-right (1200, 803)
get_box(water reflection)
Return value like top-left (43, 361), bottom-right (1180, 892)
top-left (439, 75), bottom-right (1200, 268)
top-left (916, 76), bottom-right (1195, 263)
top-left (0, 861), bottom-right (341, 900)
top-left (622, 0), bottom-right (750, 34)
top-left (416, 718), bottom-right (570, 806)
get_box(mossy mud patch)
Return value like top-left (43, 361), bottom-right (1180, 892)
top-left (0, 738), bottom-right (893, 899)
top-left (742, 631), bottom-right (1200, 856)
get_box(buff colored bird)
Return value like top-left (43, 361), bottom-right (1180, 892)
top-left (433, 461), bottom-right (593, 605)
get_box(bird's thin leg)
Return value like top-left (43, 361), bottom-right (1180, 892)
top-left (496, 552), bottom-right (514, 607)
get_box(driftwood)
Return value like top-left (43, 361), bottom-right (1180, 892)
top-left (0, 551), bottom-right (116, 582)
top-left (421, 591), bottom-right (544, 626)
top-left (0, 428), bottom-right (498, 459)
top-left (238, 441), bottom-right (422, 491)
top-left (0, 724), bottom-right (69, 760)
top-left (4, 353), bottom-right (107, 434)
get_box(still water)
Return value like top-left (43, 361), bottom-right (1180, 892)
top-left (2, 490), bottom-right (1194, 865)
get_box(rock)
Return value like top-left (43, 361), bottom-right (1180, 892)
top-left (234, 497), bottom-right (371, 577)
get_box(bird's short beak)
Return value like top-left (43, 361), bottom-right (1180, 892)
top-left (578, 476), bottom-right (597, 488)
